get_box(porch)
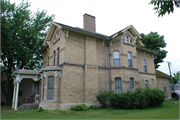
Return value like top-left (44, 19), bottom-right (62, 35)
top-left (11, 70), bottom-right (41, 110)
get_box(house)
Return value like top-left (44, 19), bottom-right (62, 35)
top-left (10, 13), bottom-right (171, 110)
top-left (156, 70), bottom-right (171, 98)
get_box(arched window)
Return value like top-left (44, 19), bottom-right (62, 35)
top-left (115, 78), bottom-right (122, 94)
top-left (130, 78), bottom-right (134, 92)
top-left (48, 76), bottom-right (54, 99)
top-left (128, 52), bottom-right (132, 67)
top-left (113, 51), bottom-right (120, 66)
top-left (145, 80), bottom-right (148, 88)
top-left (143, 59), bottom-right (147, 72)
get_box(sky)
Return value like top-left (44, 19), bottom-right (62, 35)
top-left (11, 0), bottom-right (180, 75)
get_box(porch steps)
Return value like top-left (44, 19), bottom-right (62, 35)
top-left (18, 103), bottom-right (39, 110)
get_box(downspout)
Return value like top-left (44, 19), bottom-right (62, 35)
top-left (107, 37), bottom-right (112, 91)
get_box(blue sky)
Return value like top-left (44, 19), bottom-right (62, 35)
top-left (11, 0), bottom-right (180, 75)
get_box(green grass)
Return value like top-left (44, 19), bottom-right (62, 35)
top-left (1, 100), bottom-right (179, 119)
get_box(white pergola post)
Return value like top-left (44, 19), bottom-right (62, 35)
top-left (14, 82), bottom-right (20, 110)
top-left (12, 84), bottom-right (16, 109)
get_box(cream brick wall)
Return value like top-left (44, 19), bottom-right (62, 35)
top-left (137, 50), bottom-right (155, 73)
top-left (39, 25), bottom-right (169, 110)
top-left (156, 77), bottom-right (171, 99)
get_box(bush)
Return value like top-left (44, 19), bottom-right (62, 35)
top-left (96, 91), bottom-right (112, 108)
top-left (96, 87), bottom-right (165, 109)
top-left (71, 104), bottom-right (87, 111)
top-left (35, 107), bottom-right (44, 112)
top-left (89, 105), bottom-right (96, 109)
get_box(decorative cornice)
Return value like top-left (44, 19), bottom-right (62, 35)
top-left (139, 72), bottom-right (156, 75)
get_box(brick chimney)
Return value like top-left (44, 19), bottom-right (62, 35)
top-left (83, 13), bottom-right (96, 33)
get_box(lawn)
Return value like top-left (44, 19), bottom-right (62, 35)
top-left (1, 100), bottom-right (179, 119)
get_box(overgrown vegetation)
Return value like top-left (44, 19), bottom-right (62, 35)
top-left (96, 87), bottom-right (165, 109)
top-left (71, 104), bottom-right (87, 111)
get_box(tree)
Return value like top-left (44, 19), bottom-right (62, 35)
top-left (172, 71), bottom-right (180, 84)
top-left (149, 0), bottom-right (180, 17)
top-left (140, 32), bottom-right (167, 69)
top-left (1, 0), bottom-right (55, 105)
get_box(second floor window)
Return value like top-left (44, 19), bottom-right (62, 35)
top-left (47, 56), bottom-right (49, 66)
top-left (57, 49), bottom-right (59, 65)
top-left (143, 59), bottom-right (147, 72)
top-left (53, 51), bottom-right (55, 66)
top-left (113, 51), bottom-right (120, 66)
top-left (128, 52), bottom-right (132, 67)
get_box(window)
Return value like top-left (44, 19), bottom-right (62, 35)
top-left (57, 48), bottom-right (59, 65)
top-left (53, 51), bottom-right (55, 66)
top-left (164, 87), bottom-right (166, 93)
top-left (130, 78), bottom-right (134, 92)
top-left (126, 36), bottom-right (129, 43)
top-left (123, 37), bottom-right (125, 42)
top-left (47, 56), bottom-right (49, 66)
top-left (145, 80), bottom-right (148, 88)
top-left (128, 52), bottom-right (132, 67)
top-left (53, 29), bottom-right (61, 42)
top-left (143, 59), bottom-right (147, 72)
top-left (48, 76), bottom-right (54, 99)
top-left (113, 51), bottom-right (120, 66)
top-left (163, 79), bottom-right (166, 84)
top-left (115, 78), bottom-right (122, 94)
top-left (130, 40), bottom-right (132, 44)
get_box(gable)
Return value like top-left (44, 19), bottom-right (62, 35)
top-left (109, 25), bottom-right (144, 48)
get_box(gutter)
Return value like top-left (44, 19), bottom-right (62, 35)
top-left (107, 37), bottom-right (112, 91)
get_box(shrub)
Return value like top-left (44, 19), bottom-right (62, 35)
top-left (96, 90), bottom-right (112, 108)
top-left (71, 104), bottom-right (87, 111)
top-left (89, 105), bottom-right (96, 109)
top-left (35, 107), bottom-right (44, 112)
top-left (96, 87), bottom-right (165, 109)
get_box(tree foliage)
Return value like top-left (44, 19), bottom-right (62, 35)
top-left (172, 71), bottom-right (180, 84)
top-left (149, 0), bottom-right (180, 17)
top-left (140, 32), bottom-right (167, 69)
top-left (1, 0), bottom-right (55, 104)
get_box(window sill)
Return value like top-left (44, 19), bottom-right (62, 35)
top-left (123, 42), bottom-right (135, 47)
top-left (53, 38), bottom-right (60, 45)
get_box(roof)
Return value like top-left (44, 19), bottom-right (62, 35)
top-left (54, 22), bottom-right (108, 40)
top-left (139, 47), bottom-right (157, 54)
top-left (40, 21), bottom-right (153, 54)
top-left (156, 70), bottom-right (170, 78)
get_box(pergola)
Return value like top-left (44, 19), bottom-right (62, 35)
top-left (11, 70), bottom-right (41, 110)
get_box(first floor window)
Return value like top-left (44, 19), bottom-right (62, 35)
top-left (115, 78), bottom-right (122, 94)
top-left (130, 78), bottom-right (134, 92)
top-left (48, 76), bottom-right (54, 99)
top-left (145, 80), bottom-right (148, 88)
top-left (164, 87), bottom-right (166, 93)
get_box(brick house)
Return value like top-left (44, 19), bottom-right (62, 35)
top-left (11, 13), bottom-right (171, 110)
